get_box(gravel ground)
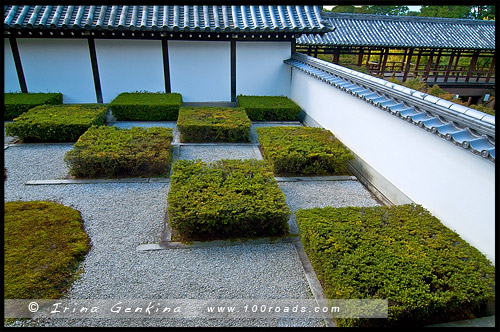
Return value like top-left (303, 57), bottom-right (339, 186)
top-left (4, 123), bottom-right (381, 327)
top-left (278, 181), bottom-right (381, 234)
top-left (4, 144), bottom-right (323, 327)
top-left (178, 145), bottom-right (262, 162)
top-left (250, 122), bottom-right (302, 143)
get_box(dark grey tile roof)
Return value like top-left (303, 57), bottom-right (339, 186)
top-left (3, 5), bottom-right (328, 33)
top-left (297, 12), bottom-right (495, 50)
top-left (285, 53), bottom-right (495, 163)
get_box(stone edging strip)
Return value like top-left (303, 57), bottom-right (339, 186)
top-left (26, 178), bottom-right (170, 185)
top-left (25, 175), bottom-right (357, 185)
top-left (137, 236), bottom-right (301, 251)
top-left (275, 175), bottom-right (357, 182)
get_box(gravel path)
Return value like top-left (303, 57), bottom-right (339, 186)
top-left (4, 144), bottom-right (322, 327)
top-left (4, 122), bottom-right (380, 327)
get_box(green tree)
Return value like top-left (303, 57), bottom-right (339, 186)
top-left (419, 6), bottom-right (474, 19)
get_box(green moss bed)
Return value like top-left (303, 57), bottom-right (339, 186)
top-left (296, 204), bottom-right (495, 327)
top-left (167, 159), bottom-right (291, 241)
top-left (64, 125), bottom-right (174, 178)
top-left (4, 201), bottom-right (90, 299)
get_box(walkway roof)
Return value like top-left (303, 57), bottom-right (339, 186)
top-left (297, 12), bottom-right (495, 50)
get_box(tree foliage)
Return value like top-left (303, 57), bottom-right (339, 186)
top-left (326, 5), bottom-right (495, 20)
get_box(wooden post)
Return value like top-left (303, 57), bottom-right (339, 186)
top-left (357, 47), bottom-right (364, 67)
top-left (423, 49), bottom-right (434, 83)
top-left (333, 47), bottom-right (340, 64)
top-left (230, 40), bottom-right (236, 102)
top-left (414, 49), bottom-right (422, 77)
top-left (88, 38), bottom-right (103, 103)
top-left (380, 48), bottom-right (389, 77)
top-left (403, 48), bottom-right (414, 82)
top-left (9, 37), bottom-right (28, 93)
top-left (433, 48), bottom-right (442, 81)
top-left (454, 51), bottom-right (461, 82)
top-left (444, 51), bottom-right (455, 82)
top-left (313, 46), bottom-right (318, 58)
top-left (465, 50), bottom-right (479, 82)
top-left (486, 53), bottom-right (495, 83)
top-left (307, 45), bottom-right (312, 56)
top-left (366, 48), bottom-right (371, 67)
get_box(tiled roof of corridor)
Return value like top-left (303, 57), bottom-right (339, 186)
top-left (297, 12), bottom-right (495, 50)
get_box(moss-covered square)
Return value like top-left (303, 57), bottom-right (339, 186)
top-left (237, 95), bottom-right (302, 121)
top-left (64, 125), bottom-right (173, 178)
top-left (5, 104), bottom-right (107, 142)
top-left (4, 201), bottom-right (90, 299)
top-left (109, 92), bottom-right (182, 121)
top-left (4, 92), bottom-right (63, 120)
top-left (256, 126), bottom-right (353, 176)
top-left (176, 107), bottom-right (251, 142)
top-left (167, 159), bottom-right (290, 241)
top-left (296, 204), bottom-right (495, 327)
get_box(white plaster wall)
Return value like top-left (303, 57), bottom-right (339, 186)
top-left (291, 68), bottom-right (496, 264)
top-left (236, 42), bottom-right (291, 97)
top-left (16, 39), bottom-right (96, 103)
top-left (95, 39), bottom-right (164, 103)
top-left (4, 39), bottom-right (21, 92)
top-left (169, 41), bottom-right (230, 102)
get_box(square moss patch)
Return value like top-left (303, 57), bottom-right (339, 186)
top-left (167, 159), bottom-right (290, 241)
top-left (176, 107), bottom-right (251, 143)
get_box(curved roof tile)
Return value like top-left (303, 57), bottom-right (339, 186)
top-left (4, 5), bottom-right (329, 34)
top-left (297, 12), bottom-right (495, 50)
top-left (285, 53), bottom-right (495, 163)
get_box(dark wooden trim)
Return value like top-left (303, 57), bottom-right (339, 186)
top-left (423, 49), bottom-right (434, 82)
top-left (5, 29), bottom-right (296, 42)
top-left (466, 50), bottom-right (479, 83)
top-left (444, 51), bottom-right (455, 82)
top-left (402, 48), bottom-right (413, 82)
top-left (291, 38), bottom-right (296, 54)
top-left (231, 39), bottom-right (236, 103)
top-left (357, 47), bottom-right (364, 67)
top-left (414, 49), bottom-right (422, 77)
top-left (380, 47), bottom-right (389, 76)
top-left (486, 54), bottom-right (495, 83)
top-left (87, 38), bottom-right (103, 103)
top-left (162, 39), bottom-right (171, 93)
top-left (433, 49), bottom-right (442, 80)
top-left (9, 37), bottom-right (28, 93)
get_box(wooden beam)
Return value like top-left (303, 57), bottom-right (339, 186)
top-left (365, 48), bottom-right (371, 66)
top-left (454, 51), bottom-right (461, 82)
top-left (402, 48), bottom-right (414, 82)
top-left (231, 39), bottom-right (236, 102)
top-left (423, 49), bottom-right (434, 83)
top-left (377, 48), bottom-right (383, 74)
top-left (433, 49), bottom-right (442, 80)
top-left (291, 38), bottom-right (296, 54)
top-left (161, 39), bottom-right (171, 93)
top-left (9, 37), bottom-right (28, 93)
top-left (486, 53), bottom-right (495, 83)
top-left (414, 49), bottom-right (422, 78)
top-left (444, 51), bottom-right (455, 82)
top-left (357, 47), bottom-right (364, 67)
top-left (465, 50), bottom-right (479, 83)
top-left (88, 38), bottom-right (103, 103)
top-left (333, 47), bottom-right (340, 64)
top-left (380, 48), bottom-right (389, 77)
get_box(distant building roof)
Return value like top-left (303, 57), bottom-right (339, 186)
top-left (3, 5), bottom-right (329, 34)
top-left (297, 12), bottom-right (495, 50)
